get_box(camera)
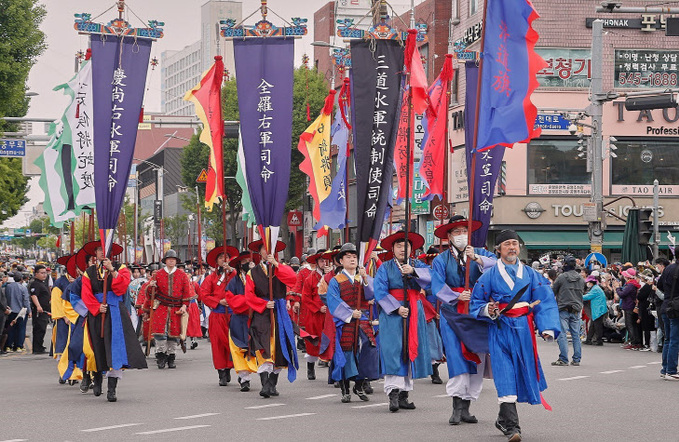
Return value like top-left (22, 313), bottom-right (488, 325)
top-left (568, 123), bottom-right (578, 135)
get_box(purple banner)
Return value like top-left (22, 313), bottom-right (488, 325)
top-left (465, 62), bottom-right (505, 248)
top-left (91, 36), bottom-right (152, 253)
top-left (233, 38), bottom-right (294, 228)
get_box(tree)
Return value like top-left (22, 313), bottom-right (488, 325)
top-left (0, 0), bottom-right (46, 223)
top-left (163, 213), bottom-right (188, 253)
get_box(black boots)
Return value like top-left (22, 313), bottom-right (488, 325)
top-left (218, 369), bottom-right (229, 386)
top-left (352, 379), bottom-right (369, 401)
top-left (156, 352), bottom-right (167, 369)
top-left (431, 363), bottom-right (443, 384)
top-left (259, 372), bottom-right (270, 398)
top-left (307, 362), bottom-right (316, 380)
top-left (269, 372), bottom-right (279, 396)
top-left (398, 390), bottom-right (416, 410)
top-left (388, 389), bottom-right (400, 412)
top-left (450, 397), bottom-right (478, 425)
top-left (238, 377), bottom-right (251, 392)
top-left (80, 372), bottom-right (91, 394)
top-left (340, 380), bottom-right (351, 403)
top-left (495, 403), bottom-right (521, 441)
top-left (167, 354), bottom-right (176, 369)
top-left (107, 377), bottom-right (118, 402)
top-left (363, 380), bottom-right (374, 394)
top-left (92, 372), bottom-right (103, 397)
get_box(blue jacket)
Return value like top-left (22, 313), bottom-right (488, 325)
top-left (583, 284), bottom-right (607, 320)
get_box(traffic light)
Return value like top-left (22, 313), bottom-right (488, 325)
top-left (625, 94), bottom-right (677, 111)
top-left (637, 207), bottom-right (653, 246)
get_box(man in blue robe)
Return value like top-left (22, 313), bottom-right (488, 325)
top-left (470, 230), bottom-right (560, 442)
top-left (373, 230), bottom-right (432, 412)
top-left (431, 216), bottom-right (496, 425)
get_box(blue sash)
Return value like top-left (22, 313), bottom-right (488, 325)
top-left (275, 298), bottom-right (298, 382)
top-left (95, 291), bottom-right (128, 370)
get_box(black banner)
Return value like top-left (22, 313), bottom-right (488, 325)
top-left (351, 39), bottom-right (404, 245)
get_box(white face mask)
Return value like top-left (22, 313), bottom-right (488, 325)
top-left (452, 234), bottom-right (468, 250)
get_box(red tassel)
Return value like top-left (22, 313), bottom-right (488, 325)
top-left (441, 54), bottom-right (454, 83)
top-left (85, 48), bottom-right (92, 61)
top-left (339, 78), bottom-right (352, 130)
top-left (322, 89), bottom-right (336, 115)
top-left (306, 103), bottom-right (311, 121)
top-left (404, 29), bottom-right (418, 71)
top-left (139, 107), bottom-right (144, 123)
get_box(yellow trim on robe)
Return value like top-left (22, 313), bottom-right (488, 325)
top-left (228, 334), bottom-right (257, 373)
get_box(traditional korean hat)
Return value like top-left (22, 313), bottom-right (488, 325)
top-left (417, 246), bottom-right (440, 264)
top-left (161, 249), bottom-right (179, 264)
top-left (82, 240), bottom-right (124, 258)
top-left (494, 230), bottom-right (521, 247)
top-left (306, 249), bottom-right (328, 265)
top-left (66, 254), bottom-right (79, 279)
top-left (56, 255), bottom-right (71, 266)
top-left (229, 250), bottom-right (261, 268)
top-left (336, 243), bottom-right (358, 261)
top-left (75, 248), bottom-right (90, 272)
top-left (380, 230), bottom-right (425, 253)
top-left (323, 245), bottom-right (342, 264)
top-left (434, 215), bottom-right (482, 239)
top-left (206, 245), bottom-right (239, 269)
top-left (247, 239), bottom-right (286, 254)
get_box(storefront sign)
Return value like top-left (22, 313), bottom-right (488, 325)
top-left (614, 49), bottom-right (679, 89)
top-left (455, 21), bottom-right (483, 47)
top-left (522, 202), bottom-right (545, 219)
top-left (586, 14), bottom-right (675, 32)
top-left (552, 203), bottom-right (665, 218)
top-left (611, 184), bottom-right (678, 196)
top-left (529, 184), bottom-right (591, 195)
top-left (536, 48), bottom-right (592, 88)
top-left (534, 114), bottom-right (571, 130)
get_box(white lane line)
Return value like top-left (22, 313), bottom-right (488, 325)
top-left (81, 423), bottom-right (142, 432)
top-left (647, 361), bottom-right (662, 365)
top-left (245, 403), bottom-right (286, 410)
top-left (174, 413), bottom-right (220, 420)
top-left (558, 376), bottom-right (589, 381)
top-left (434, 394), bottom-right (449, 398)
top-left (257, 413), bottom-right (316, 421)
top-left (1, 439), bottom-right (29, 441)
top-left (351, 403), bottom-right (387, 409)
top-left (600, 370), bottom-right (624, 374)
top-left (629, 365), bottom-right (646, 369)
top-left (136, 425), bottom-right (210, 435)
top-left (305, 394), bottom-right (336, 400)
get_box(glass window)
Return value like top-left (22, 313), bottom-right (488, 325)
top-left (611, 138), bottom-right (679, 186)
top-left (527, 138), bottom-right (589, 184)
top-left (470, 0), bottom-right (478, 16)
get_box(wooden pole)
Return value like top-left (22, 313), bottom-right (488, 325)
top-left (70, 221), bottom-right (75, 254)
top-left (196, 186), bottom-right (203, 268)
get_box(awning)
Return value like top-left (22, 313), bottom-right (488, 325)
top-left (518, 231), bottom-right (624, 250)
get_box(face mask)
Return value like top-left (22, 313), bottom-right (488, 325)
top-left (291, 265), bottom-right (300, 272)
top-left (240, 263), bottom-right (250, 272)
top-left (452, 234), bottom-right (468, 250)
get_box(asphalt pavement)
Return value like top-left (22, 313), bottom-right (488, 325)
top-left (1, 337), bottom-right (677, 442)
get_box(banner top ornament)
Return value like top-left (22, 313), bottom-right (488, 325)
top-left (337, 18), bottom-right (427, 43)
top-left (74, 2), bottom-right (164, 40)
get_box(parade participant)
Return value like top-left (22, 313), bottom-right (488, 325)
top-left (431, 216), bottom-right (497, 425)
top-left (300, 249), bottom-right (332, 380)
top-left (225, 250), bottom-right (261, 391)
top-left (291, 249), bottom-right (315, 351)
top-left (470, 230), bottom-right (560, 442)
top-left (57, 253), bottom-right (86, 386)
top-left (29, 264), bottom-right (51, 354)
top-left (51, 256), bottom-right (73, 369)
top-left (178, 261), bottom-right (203, 350)
top-left (200, 245), bottom-right (239, 386)
top-left (136, 263), bottom-right (159, 342)
top-left (244, 239), bottom-right (298, 398)
top-left (373, 230), bottom-right (432, 412)
top-left (144, 249), bottom-right (195, 369)
top-left (81, 241), bottom-right (147, 402)
top-left (418, 247), bottom-right (444, 385)
top-left (326, 243), bottom-right (379, 403)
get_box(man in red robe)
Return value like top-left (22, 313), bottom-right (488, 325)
top-left (200, 245), bottom-right (238, 386)
top-left (144, 250), bottom-right (195, 369)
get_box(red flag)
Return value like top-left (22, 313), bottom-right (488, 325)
top-left (403, 29), bottom-right (432, 115)
top-left (420, 54), bottom-right (454, 200)
top-left (55, 235), bottom-right (61, 248)
top-left (184, 56), bottom-right (225, 210)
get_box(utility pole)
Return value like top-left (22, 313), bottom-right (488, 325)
top-left (589, 20), bottom-right (605, 253)
top-left (653, 179), bottom-right (660, 260)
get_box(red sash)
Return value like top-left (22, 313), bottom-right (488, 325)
top-left (499, 303), bottom-right (552, 411)
top-left (451, 287), bottom-right (482, 364)
top-left (389, 289), bottom-right (424, 362)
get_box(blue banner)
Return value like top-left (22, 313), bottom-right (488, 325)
top-left (233, 38), bottom-right (294, 229)
top-left (91, 36), bottom-right (152, 253)
top-left (315, 107), bottom-right (348, 230)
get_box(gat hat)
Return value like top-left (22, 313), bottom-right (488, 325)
top-left (323, 245), bottom-right (342, 264)
top-left (66, 255), bottom-right (79, 279)
top-left (206, 245), bottom-right (240, 269)
top-left (307, 249), bottom-right (328, 265)
top-left (380, 230), bottom-right (425, 252)
top-left (377, 250), bottom-right (393, 262)
top-left (494, 230), bottom-right (521, 247)
top-left (622, 268), bottom-right (637, 279)
top-left (229, 250), bottom-right (260, 268)
top-left (336, 243), bottom-right (358, 261)
top-left (247, 239), bottom-right (286, 254)
top-left (56, 255), bottom-right (71, 266)
top-left (82, 240), bottom-right (124, 258)
top-left (418, 246), bottom-right (440, 264)
top-left (434, 215), bottom-right (482, 239)
top-left (161, 249), bottom-right (179, 264)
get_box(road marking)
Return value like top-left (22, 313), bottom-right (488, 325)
top-left (174, 413), bottom-right (220, 420)
top-left (434, 394), bottom-right (449, 398)
top-left (558, 376), bottom-right (589, 381)
top-left (245, 403), bottom-right (286, 410)
top-left (629, 365), bottom-right (646, 369)
top-left (351, 403), bottom-right (387, 409)
top-left (305, 394), bottom-right (335, 400)
top-left (257, 413), bottom-right (316, 421)
top-left (1, 439), bottom-right (28, 442)
top-left (600, 370), bottom-right (623, 374)
top-left (647, 361), bottom-right (662, 365)
top-left (136, 425), bottom-right (210, 435)
top-left (81, 423), bottom-right (142, 432)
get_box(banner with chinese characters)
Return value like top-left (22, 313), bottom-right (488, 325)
top-left (614, 49), bottom-right (679, 89)
top-left (536, 48), bottom-right (591, 88)
top-left (351, 39), bottom-right (404, 260)
top-left (234, 38), bottom-right (294, 237)
top-left (91, 36), bottom-right (152, 255)
top-left (35, 58), bottom-right (95, 227)
top-left (465, 62), bottom-right (505, 247)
